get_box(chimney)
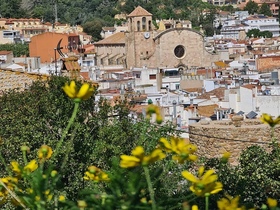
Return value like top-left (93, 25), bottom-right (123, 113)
top-left (156, 69), bottom-right (163, 92)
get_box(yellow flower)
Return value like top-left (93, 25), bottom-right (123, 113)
top-left (59, 195), bottom-right (66, 202)
top-left (51, 170), bottom-right (58, 177)
top-left (83, 166), bottom-right (110, 182)
top-left (221, 152), bottom-right (231, 163)
top-left (217, 195), bottom-right (246, 210)
top-left (10, 161), bottom-right (21, 175)
top-left (38, 145), bottom-right (53, 160)
top-left (1, 176), bottom-right (18, 194)
top-left (146, 104), bottom-right (163, 124)
top-left (192, 205), bottom-right (199, 210)
top-left (182, 166), bottom-right (223, 197)
top-left (267, 198), bottom-right (278, 208)
top-left (159, 137), bottom-right (197, 163)
top-left (24, 160), bottom-right (38, 173)
top-left (120, 146), bottom-right (166, 168)
top-left (62, 81), bottom-right (94, 101)
top-left (260, 113), bottom-right (280, 127)
top-left (78, 200), bottom-right (87, 208)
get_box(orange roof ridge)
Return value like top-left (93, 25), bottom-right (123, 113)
top-left (127, 6), bottom-right (152, 17)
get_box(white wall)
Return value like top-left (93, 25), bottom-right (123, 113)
top-left (239, 87), bottom-right (254, 113)
top-left (256, 95), bottom-right (280, 117)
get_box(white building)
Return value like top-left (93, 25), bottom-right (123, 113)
top-left (0, 30), bottom-right (21, 44)
top-left (242, 15), bottom-right (280, 37)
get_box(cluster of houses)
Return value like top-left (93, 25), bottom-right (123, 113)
top-left (1, 5), bottom-right (280, 131)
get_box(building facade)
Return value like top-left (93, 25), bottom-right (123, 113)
top-left (242, 15), bottom-right (280, 37)
top-left (124, 6), bottom-right (219, 71)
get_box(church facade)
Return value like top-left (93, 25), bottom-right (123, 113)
top-left (94, 6), bottom-right (219, 72)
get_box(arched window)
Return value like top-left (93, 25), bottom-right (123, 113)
top-left (148, 20), bottom-right (152, 31)
top-left (142, 17), bottom-right (146, 31)
top-left (137, 21), bottom-right (140, 31)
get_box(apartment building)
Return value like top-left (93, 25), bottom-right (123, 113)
top-left (242, 15), bottom-right (280, 37)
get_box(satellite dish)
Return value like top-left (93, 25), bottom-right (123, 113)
top-left (261, 85), bottom-right (266, 91)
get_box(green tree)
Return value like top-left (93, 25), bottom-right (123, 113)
top-left (243, 0), bottom-right (259, 15)
top-left (246, 28), bottom-right (261, 38)
top-left (260, 30), bottom-right (273, 38)
top-left (259, 3), bottom-right (272, 16)
top-left (0, 0), bottom-right (25, 18)
top-left (0, 43), bottom-right (29, 57)
top-left (82, 19), bottom-right (105, 41)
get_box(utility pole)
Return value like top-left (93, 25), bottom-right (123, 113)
top-left (53, 0), bottom-right (58, 23)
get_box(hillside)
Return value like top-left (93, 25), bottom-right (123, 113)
top-left (0, 0), bottom-right (220, 39)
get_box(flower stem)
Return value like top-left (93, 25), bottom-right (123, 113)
top-left (60, 123), bottom-right (79, 170)
top-left (205, 194), bottom-right (209, 210)
top-left (22, 150), bottom-right (28, 165)
top-left (143, 166), bottom-right (156, 210)
top-left (52, 101), bottom-right (80, 160)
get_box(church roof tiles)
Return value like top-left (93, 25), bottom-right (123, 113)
top-left (127, 6), bottom-right (152, 17)
top-left (94, 32), bottom-right (125, 45)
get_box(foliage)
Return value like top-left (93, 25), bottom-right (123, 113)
top-left (205, 144), bottom-right (280, 209)
top-left (0, 76), bottom-right (179, 202)
top-left (243, 0), bottom-right (259, 15)
top-left (0, 43), bottom-right (29, 57)
top-left (82, 18), bottom-right (109, 42)
top-left (0, 0), bottom-right (222, 40)
top-left (1, 78), bottom-right (280, 209)
top-left (259, 3), bottom-right (272, 17)
top-left (247, 28), bottom-right (273, 38)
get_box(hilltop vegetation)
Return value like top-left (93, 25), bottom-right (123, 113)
top-left (0, 0), bottom-right (219, 38)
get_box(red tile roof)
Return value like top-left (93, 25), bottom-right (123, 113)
top-left (127, 6), bottom-right (152, 17)
top-left (0, 51), bottom-right (13, 55)
top-left (94, 32), bottom-right (125, 45)
top-left (80, 72), bottom-right (90, 80)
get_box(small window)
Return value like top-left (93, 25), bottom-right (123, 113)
top-left (137, 21), bottom-right (140, 31)
top-left (142, 17), bottom-right (146, 31)
top-left (149, 74), bottom-right (156, 79)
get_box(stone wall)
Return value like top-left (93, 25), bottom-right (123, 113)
top-left (0, 69), bottom-right (48, 93)
top-left (189, 119), bottom-right (279, 164)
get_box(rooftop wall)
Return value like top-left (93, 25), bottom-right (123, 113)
top-left (0, 69), bottom-right (48, 93)
top-left (189, 119), bottom-right (278, 164)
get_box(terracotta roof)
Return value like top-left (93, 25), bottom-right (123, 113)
top-left (0, 51), bottom-right (13, 55)
top-left (64, 61), bottom-right (81, 71)
top-left (196, 87), bottom-right (226, 100)
top-left (61, 57), bottom-right (81, 71)
top-left (94, 32), bottom-right (125, 45)
top-left (80, 72), bottom-right (90, 80)
top-left (197, 104), bottom-right (219, 118)
top-left (102, 27), bottom-right (116, 31)
top-left (130, 104), bottom-right (147, 114)
top-left (241, 84), bottom-right (261, 90)
top-left (183, 87), bottom-right (204, 93)
top-left (127, 6), bottom-right (152, 17)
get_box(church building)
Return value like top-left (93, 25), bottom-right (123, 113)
top-left (94, 6), bottom-right (219, 72)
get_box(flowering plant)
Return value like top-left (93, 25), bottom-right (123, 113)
top-left (0, 78), bottom-right (279, 210)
